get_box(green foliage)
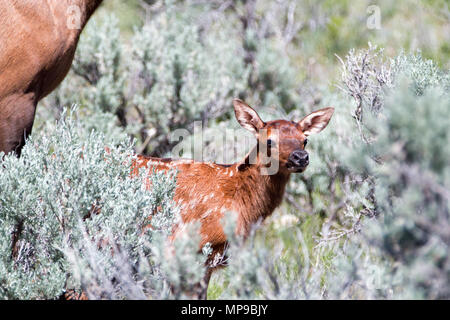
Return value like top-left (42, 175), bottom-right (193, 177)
top-left (313, 50), bottom-right (449, 299)
top-left (128, 8), bottom-right (248, 154)
top-left (0, 110), bottom-right (201, 299)
top-left (356, 82), bottom-right (449, 299)
top-left (392, 51), bottom-right (450, 95)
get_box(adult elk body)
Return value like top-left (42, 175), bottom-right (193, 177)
top-left (0, 0), bottom-right (103, 156)
top-left (134, 99), bottom-right (334, 299)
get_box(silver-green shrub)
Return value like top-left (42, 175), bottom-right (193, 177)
top-left (350, 81), bottom-right (449, 299)
top-left (0, 110), bottom-right (206, 299)
top-left (308, 50), bottom-right (449, 299)
top-left (128, 6), bottom-right (248, 155)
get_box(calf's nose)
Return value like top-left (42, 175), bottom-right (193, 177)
top-left (289, 149), bottom-right (309, 166)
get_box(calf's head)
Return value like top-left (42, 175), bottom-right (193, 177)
top-left (233, 99), bottom-right (334, 174)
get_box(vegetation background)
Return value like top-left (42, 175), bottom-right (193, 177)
top-left (0, 0), bottom-right (449, 299)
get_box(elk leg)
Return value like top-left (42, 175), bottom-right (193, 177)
top-left (195, 266), bottom-right (213, 300)
top-left (195, 243), bottom-right (228, 299)
top-left (0, 93), bottom-right (37, 156)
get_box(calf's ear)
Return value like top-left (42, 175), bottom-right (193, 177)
top-left (233, 99), bottom-right (265, 136)
top-left (298, 107), bottom-right (334, 136)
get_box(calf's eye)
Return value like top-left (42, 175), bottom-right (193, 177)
top-left (304, 139), bottom-right (308, 147)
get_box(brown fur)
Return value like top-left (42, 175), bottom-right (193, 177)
top-left (0, 0), bottom-right (102, 156)
top-left (132, 99), bottom-right (334, 298)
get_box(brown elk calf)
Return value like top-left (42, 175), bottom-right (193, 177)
top-left (0, 0), bottom-right (102, 156)
top-left (133, 99), bottom-right (334, 299)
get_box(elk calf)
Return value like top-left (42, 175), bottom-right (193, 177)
top-left (133, 99), bottom-right (334, 299)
